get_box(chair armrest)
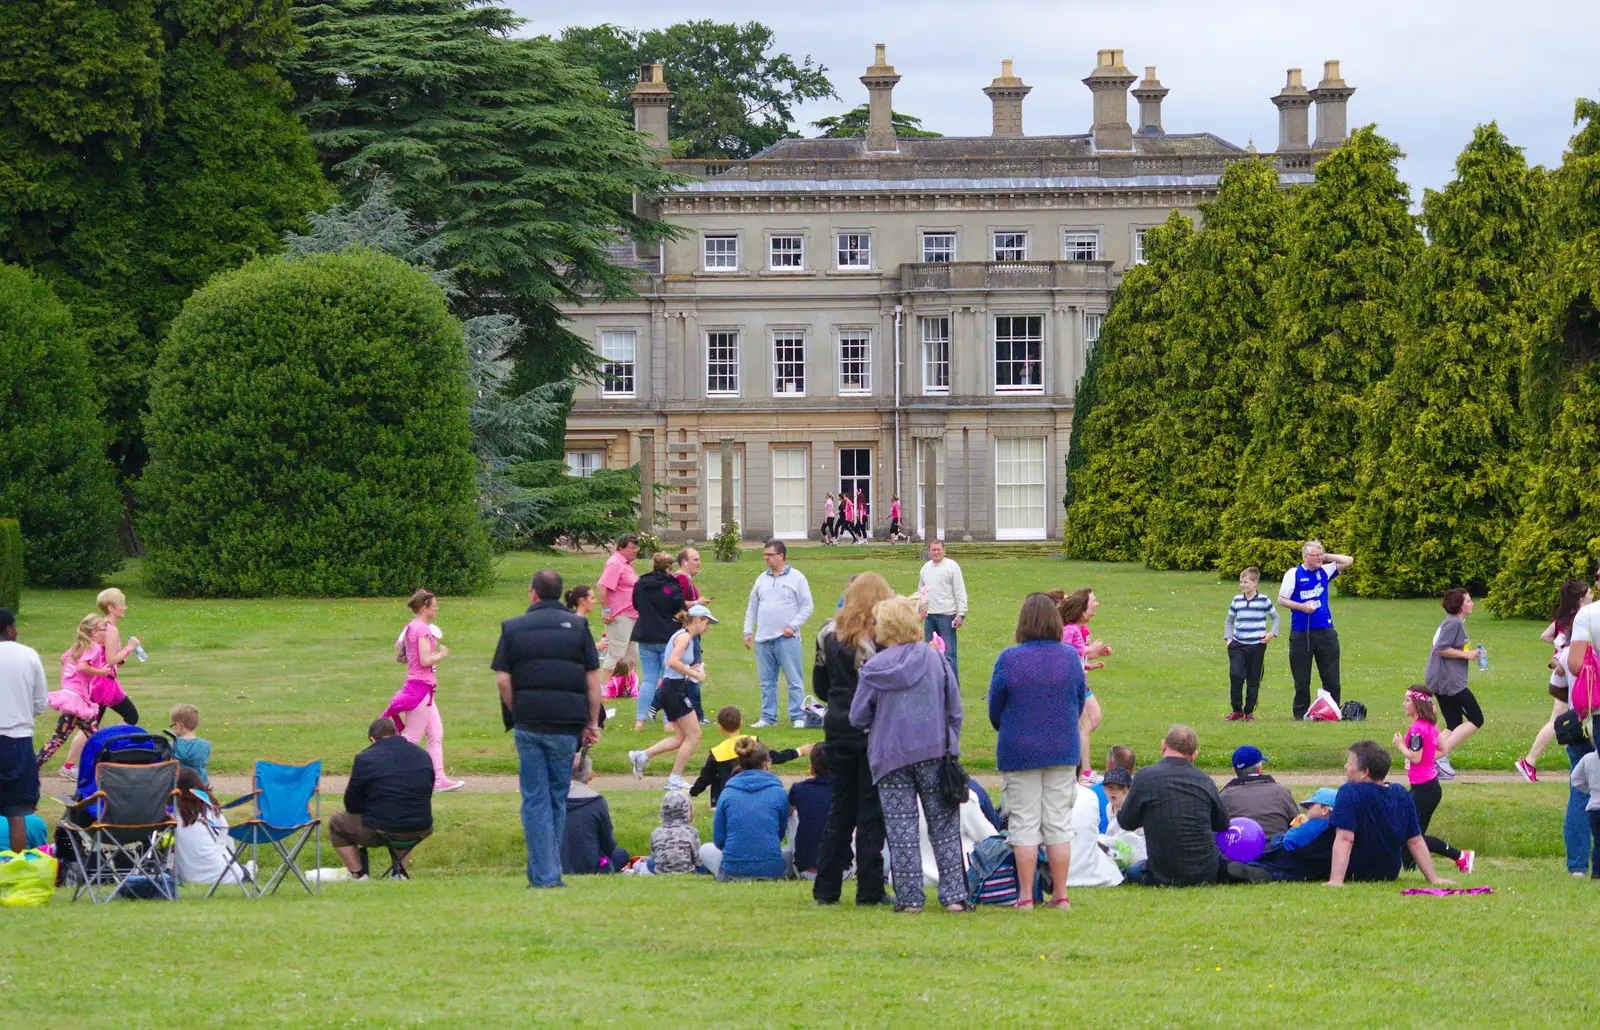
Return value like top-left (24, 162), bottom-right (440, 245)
top-left (57, 791), bottom-right (105, 811)
top-left (219, 790), bottom-right (260, 811)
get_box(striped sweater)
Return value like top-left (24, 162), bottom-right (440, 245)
top-left (1225, 592), bottom-right (1279, 645)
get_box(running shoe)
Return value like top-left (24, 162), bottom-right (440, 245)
top-left (1513, 758), bottom-right (1538, 783)
top-left (628, 749), bottom-right (648, 779)
top-left (435, 779), bottom-right (465, 792)
top-left (664, 774), bottom-right (688, 791)
top-left (59, 763), bottom-right (77, 779)
top-left (1455, 850), bottom-right (1475, 874)
top-left (1435, 754), bottom-right (1457, 780)
top-left (1224, 711), bottom-right (1245, 722)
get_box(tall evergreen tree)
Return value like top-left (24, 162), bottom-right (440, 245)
top-left (1218, 127), bottom-right (1422, 576)
top-left (1141, 160), bottom-right (1290, 570)
top-left (1062, 212), bottom-right (1193, 561)
top-left (1490, 99), bottom-right (1600, 616)
top-left (1342, 124), bottom-right (1543, 597)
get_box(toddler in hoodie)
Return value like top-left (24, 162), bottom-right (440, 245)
top-left (650, 790), bottom-right (702, 874)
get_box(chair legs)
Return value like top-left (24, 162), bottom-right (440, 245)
top-left (64, 827), bottom-right (176, 904)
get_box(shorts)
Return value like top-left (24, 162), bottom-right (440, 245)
top-left (655, 678), bottom-right (693, 723)
top-left (0, 735), bottom-right (42, 818)
top-left (1549, 683), bottom-right (1570, 703)
top-left (327, 810), bottom-right (433, 850)
top-left (999, 765), bottom-right (1077, 848)
top-left (1437, 689), bottom-right (1485, 730)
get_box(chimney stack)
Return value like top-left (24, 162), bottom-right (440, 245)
top-left (1270, 67), bottom-right (1311, 151)
top-left (1129, 65), bottom-right (1168, 137)
top-left (1083, 48), bottom-right (1136, 151)
top-left (860, 44), bottom-right (902, 153)
top-left (628, 62), bottom-right (673, 151)
top-left (983, 60), bottom-right (1033, 137)
top-left (1309, 60), bottom-right (1355, 149)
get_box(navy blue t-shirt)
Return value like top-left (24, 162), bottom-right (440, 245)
top-left (788, 776), bottom-right (832, 872)
top-left (1329, 781), bottom-right (1422, 882)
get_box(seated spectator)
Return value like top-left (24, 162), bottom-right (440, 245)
top-left (1219, 745), bottom-right (1299, 837)
top-left (172, 767), bottom-right (249, 886)
top-left (1227, 787), bottom-right (1338, 883)
top-left (1066, 782), bottom-right (1122, 886)
top-left (561, 752), bottom-right (628, 875)
top-left (1327, 740), bottom-right (1454, 887)
top-left (787, 746), bottom-right (832, 878)
top-left (650, 791), bottom-right (701, 874)
top-left (1090, 745), bottom-right (1136, 833)
top-left (698, 738), bottom-right (793, 881)
top-left (1097, 767), bottom-right (1145, 866)
top-left (690, 705), bottom-right (810, 808)
top-left (167, 704), bottom-right (211, 781)
top-left (329, 718), bottom-right (435, 881)
top-left (1117, 725), bottom-right (1229, 886)
top-left (23, 813), bottom-right (48, 851)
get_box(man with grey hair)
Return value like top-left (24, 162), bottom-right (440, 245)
top-left (1277, 540), bottom-right (1354, 720)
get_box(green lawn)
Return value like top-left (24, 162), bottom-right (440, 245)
top-left (13, 546), bottom-right (1569, 777)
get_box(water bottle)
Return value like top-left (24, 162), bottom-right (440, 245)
top-left (134, 644), bottom-right (148, 663)
top-left (1475, 642), bottom-right (1487, 671)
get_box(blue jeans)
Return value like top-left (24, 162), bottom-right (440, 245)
top-left (514, 729), bottom-right (578, 887)
top-left (755, 635), bottom-right (805, 724)
top-left (1123, 860), bottom-right (1157, 886)
top-left (1567, 744), bottom-right (1593, 874)
top-left (924, 614), bottom-right (959, 676)
top-left (636, 642), bottom-right (667, 723)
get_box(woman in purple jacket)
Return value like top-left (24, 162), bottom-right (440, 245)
top-left (988, 593), bottom-right (1088, 910)
top-left (849, 595), bottom-right (967, 913)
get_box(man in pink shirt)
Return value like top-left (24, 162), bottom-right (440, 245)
top-left (596, 533), bottom-right (642, 678)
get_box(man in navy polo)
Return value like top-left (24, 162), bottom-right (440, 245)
top-left (1276, 540), bottom-right (1354, 720)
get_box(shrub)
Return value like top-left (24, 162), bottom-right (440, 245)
top-left (0, 519), bottom-right (22, 611)
top-left (505, 461), bottom-right (643, 551)
top-left (712, 521), bottom-right (742, 563)
top-left (0, 264), bottom-right (123, 586)
top-left (139, 250), bottom-right (492, 596)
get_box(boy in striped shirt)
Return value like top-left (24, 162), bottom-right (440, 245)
top-left (1224, 567), bottom-right (1280, 721)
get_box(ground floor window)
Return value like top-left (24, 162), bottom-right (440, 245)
top-left (706, 448), bottom-right (744, 535)
top-left (771, 447), bottom-right (808, 539)
top-left (994, 437), bottom-right (1046, 540)
top-left (839, 447), bottom-right (872, 537)
top-left (565, 450), bottom-right (604, 478)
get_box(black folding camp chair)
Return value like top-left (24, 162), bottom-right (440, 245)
top-left (57, 760), bottom-right (180, 903)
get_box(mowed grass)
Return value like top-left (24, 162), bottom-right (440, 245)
top-left (13, 546), bottom-right (1574, 777)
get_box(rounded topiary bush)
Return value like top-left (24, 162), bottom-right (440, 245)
top-left (139, 250), bottom-right (492, 597)
top-left (0, 263), bottom-right (123, 587)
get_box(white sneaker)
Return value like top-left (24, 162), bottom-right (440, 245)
top-left (628, 750), bottom-right (648, 779)
top-left (792, 719), bottom-right (807, 729)
top-left (664, 774), bottom-right (688, 791)
top-left (750, 720), bottom-right (776, 729)
top-left (1435, 754), bottom-right (1456, 780)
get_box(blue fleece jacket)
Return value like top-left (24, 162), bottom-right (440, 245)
top-left (987, 640), bottom-right (1087, 772)
top-left (712, 769), bottom-right (790, 879)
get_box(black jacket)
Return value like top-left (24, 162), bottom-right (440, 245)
top-left (814, 624), bottom-right (875, 749)
top-left (632, 571), bottom-right (687, 645)
top-left (344, 736), bottom-right (434, 834)
top-left (491, 600), bottom-right (599, 736)
top-left (561, 787), bottom-right (619, 874)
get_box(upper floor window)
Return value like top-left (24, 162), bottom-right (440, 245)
top-left (1063, 231), bottom-right (1100, 261)
top-left (921, 317), bottom-right (950, 395)
top-left (706, 330), bottom-right (740, 396)
top-left (1133, 229), bottom-right (1149, 265)
top-left (599, 331), bottom-right (636, 397)
top-left (995, 315), bottom-right (1043, 393)
top-left (922, 231), bottom-right (956, 263)
top-left (1084, 313), bottom-right (1105, 351)
top-left (836, 233), bottom-right (872, 269)
top-left (769, 235), bottom-right (804, 270)
top-left (565, 450), bottom-right (604, 478)
top-left (838, 331), bottom-right (872, 395)
top-left (773, 332), bottom-right (806, 395)
top-left (703, 234), bottom-right (739, 271)
top-left (992, 231), bottom-right (1028, 262)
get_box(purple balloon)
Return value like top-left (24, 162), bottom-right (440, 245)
top-left (1216, 817), bottom-right (1266, 863)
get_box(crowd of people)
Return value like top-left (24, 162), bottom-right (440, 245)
top-left (2, 533), bottom-right (1598, 901)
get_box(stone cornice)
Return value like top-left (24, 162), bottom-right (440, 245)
top-left (660, 186), bottom-right (1220, 215)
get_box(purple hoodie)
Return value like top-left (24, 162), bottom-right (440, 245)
top-left (849, 642), bottom-right (962, 784)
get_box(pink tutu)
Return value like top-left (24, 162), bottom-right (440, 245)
top-left (89, 673), bottom-right (127, 707)
top-left (382, 677), bottom-right (436, 732)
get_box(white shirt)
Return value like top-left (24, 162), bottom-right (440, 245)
top-left (919, 558), bottom-right (968, 617)
top-left (0, 640), bottom-right (48, 738)
top-left (1571, 601), bottom-right (1600, 647)
top-left (174, 810), bottom-right (246, 885)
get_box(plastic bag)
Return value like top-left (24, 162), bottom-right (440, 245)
top-left (0, 849), bottom-right (58, 907)
top-left (1305, 689), bottom-right (1342, 721)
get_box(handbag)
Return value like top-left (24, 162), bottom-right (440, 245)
top-left (933, 656), bottom-right (969, 809)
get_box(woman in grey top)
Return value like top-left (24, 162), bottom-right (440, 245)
top-left (1426, 588), bottom-right (1485, 779)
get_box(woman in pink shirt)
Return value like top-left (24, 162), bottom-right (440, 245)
top-left (381, 589), bottom-right (463, 791)
top-left (37, 614), bottom-right (110, 774)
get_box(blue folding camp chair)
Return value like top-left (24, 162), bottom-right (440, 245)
top-left (207, 760), bottom-right (322, 898)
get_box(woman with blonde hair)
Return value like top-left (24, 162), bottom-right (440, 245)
top-left (812, 572), bottom-right (895, 905)
top-left (380, 589), bottom-right (463, 792)
top-left (850, 595), bottom-right (967, 912)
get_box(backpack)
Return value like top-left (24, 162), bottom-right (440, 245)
top-left (1340, 700), bottom-right (1367, 722)
top-left (1571, 644), bottom-right (1600, 721)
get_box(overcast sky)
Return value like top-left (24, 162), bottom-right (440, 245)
top-left (513, 0), bottom-right (1599, 198)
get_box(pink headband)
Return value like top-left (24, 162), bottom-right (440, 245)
top-left (1406, 690), bottom-right (1431, 702)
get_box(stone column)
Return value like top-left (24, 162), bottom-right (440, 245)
top-left (639, 430), bottom-right (655, 536)
top-left (1271, 68), bottom-right (1311, 151)
top-left (1309, 60), bottom-right (1356, 149)
top-left (860, 44), bottom-right (902, 153)
top-left (720, 437), bottom-right (735, 536)
top-left (923, 443), bottom-right (939, 543)
top-left (961, 428), bottom-right (973, 542)
top-left (1130, 66), bottom-right (1168, 137)
top-left (1083, 49), bottom-right (1135, 152)
top-left (982, 60), bottom-right (1032, 137)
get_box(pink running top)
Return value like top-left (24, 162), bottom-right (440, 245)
top-left (1060, 622), bottom-right (1089, 659)
top-left (403, 618), bottom-right (437, 686)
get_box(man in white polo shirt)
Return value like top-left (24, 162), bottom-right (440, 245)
top-left (919, 540), bottom-right (968, 676)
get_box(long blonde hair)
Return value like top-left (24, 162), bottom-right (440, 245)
top-left (835, 572), bottom-right (893, 649)
top-left (72, 613), bottom-right (105, 660)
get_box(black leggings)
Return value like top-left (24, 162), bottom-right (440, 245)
top-left (1437, 689), bottom-right (1484, 731)
top-left (1409, 778), bottom-right (1462, 861)
top-left (98, 697), bottom-right (139, 726)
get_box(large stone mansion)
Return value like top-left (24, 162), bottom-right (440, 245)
top-left (558, 46), bottom-right (1355, 542)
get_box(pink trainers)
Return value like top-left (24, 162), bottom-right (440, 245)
top-left (1513, 759), bottom-right (1538, 783)
top-left (435, 779), bottom-right (465, 793)
top-left (1455, 850), bottom-right (1475, 874)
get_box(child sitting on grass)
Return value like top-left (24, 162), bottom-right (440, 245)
top-left (167, 704), bottom-right (211, 781)
top-left (604, 659), bottom-right (640, 700)
top-left (688, 705), bottom-right (812, 808)
top-left (650, 790), bottom-right (701, 874)
top-left (787, 746), bottom-right (832, 878)
top-left (698, 738), bottom-right (793, 881)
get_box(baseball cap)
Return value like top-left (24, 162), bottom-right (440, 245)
top-left (1300, 787), bottom-right (1339, 809)
top-left (1101, 767), bottom-right (1133, 788)
top-left (1231, 745), bottom-right (1266, 771)
top-left (686, 604), bottom-right (719, 624)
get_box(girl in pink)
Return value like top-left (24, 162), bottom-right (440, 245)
top-left (888, 495), bottom-right (904, 542)
top-left (605, 659), bottom-right (641, 699)
top-left (38, 614), bottom-right (109, 774)
top-left (57, 588), bottom-right (144, 773)
top-left (1393, 687), bottom-right (1474, 873)
top-left (381, 589), bottom-right (463, 791)
top-left (1056, 588), bottom-right (1109, 783)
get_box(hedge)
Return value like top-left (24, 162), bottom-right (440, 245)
top-left (0, 263), bottom-right (123, 586)
top-left (0, 519), bottom-right (22, 611)
top-left (138, 250), bottom-right (493, 597)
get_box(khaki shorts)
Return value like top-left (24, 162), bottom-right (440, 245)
top-left (328, 810), bottom-right (433, 850)
top-left (602, 615), bottom-right (641, 672)
top-left (999, 766), bottom-right (1077, 847)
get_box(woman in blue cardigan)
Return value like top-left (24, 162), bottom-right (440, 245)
top-left (987, 593), bottom-right (1089, 910)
